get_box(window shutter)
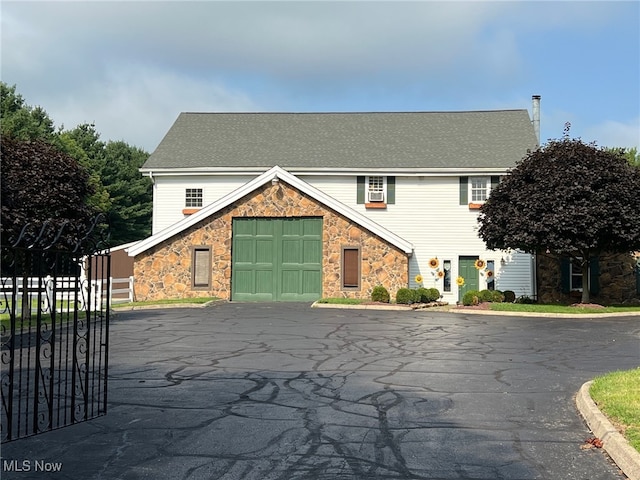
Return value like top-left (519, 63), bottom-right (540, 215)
top-left (491, 176), bottom-right (500, 189)
top-left (560, 257), bottom-right (570, 293)
top-left (386, 176), bottom-right (395, 204)
top-left (343, 248), bottom-right (359, 288)
top-left (193, 248), bottom-right (211, 287)
top-left (357, 176), bottom-right (365, 204)
top-left (459, 177), bottom-right (468, 205)
top-left (589, 256), bottom-right (600, 296)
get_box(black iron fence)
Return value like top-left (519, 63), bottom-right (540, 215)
top-left (1, 218), bottom-right (111, 442)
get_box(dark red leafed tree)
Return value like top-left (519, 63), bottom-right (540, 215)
top-left (1, 134), bottom-right (97, 249)
top-left (478, 131), bottom-right (640, 303)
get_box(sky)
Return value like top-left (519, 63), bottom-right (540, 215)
top-left (1, 1), bottom-right (639, 153)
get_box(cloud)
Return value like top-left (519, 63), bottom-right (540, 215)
top-left (583, 118), bottom-right (640, 150)
top-left (47, 65), bottom-right (259, 151)
top-left (1, 1), bottom-right (637, 152)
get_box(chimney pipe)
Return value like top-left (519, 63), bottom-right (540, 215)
top-left (532, 95), bottom-right (541, 147)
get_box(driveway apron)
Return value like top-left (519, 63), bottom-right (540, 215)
top-left (2, 303), bottom-right (639, 480)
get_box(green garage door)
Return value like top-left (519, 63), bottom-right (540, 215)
top-left (232, 218), bottom-right (323, 301)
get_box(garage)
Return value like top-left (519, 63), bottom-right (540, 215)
top-left (231, 217), bottom-right (323, 301)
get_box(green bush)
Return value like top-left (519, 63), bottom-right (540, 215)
top-left (515, 295), bottom-right (536, 304)
top-left (425, 288), bottom-right (441, 302)
top-left (462, 290), bottom-right (480, 306)
top-left (503, 290), bottom-right (516, 303)
top-left (395, 288), bottom-right (415, 304)
top-left (477, 289), bottom-right (494, 303)
top-left (371, 285), bottom-right (390, 303)
top-left (490, 290), bottom-right (505, 303)
top-left (415, 288), bottom-right (429, 303)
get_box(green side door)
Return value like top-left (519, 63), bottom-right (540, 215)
top-left (458, 256), bottom-right (480, 299)
top-left (232, 218), bottom-right (322, 301)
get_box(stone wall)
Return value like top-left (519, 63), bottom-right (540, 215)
top-left (537, 252), bottom-right (639, 305)
top-left (133, 181), bottom-right (409, 301)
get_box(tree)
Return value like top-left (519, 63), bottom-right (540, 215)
top-left (1, 83), bottom-right (55, 141)
top-left (1, 135), bottom-right (98, 249)
top-left (1, 82), bottom-right (153, 245)
top-left (64, 124), bottom-right (152, 244)
top-left (101, 141), bottom-right (152, 243)
top-left (478, 133), bottom-right (640, 303)
top-left (607, 146), bottom-right (639, 168)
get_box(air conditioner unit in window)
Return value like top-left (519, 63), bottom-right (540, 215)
top-left (368, 191), bottom-right (384, 202)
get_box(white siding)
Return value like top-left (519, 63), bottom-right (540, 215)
top-left (152, 176), bottom-right (253, 233)
top-left (302, 175), bottom-right (534, 303)
top-left (150, 173), bottom-right (534, 302)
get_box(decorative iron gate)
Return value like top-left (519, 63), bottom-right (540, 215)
top-left (1, 217), bottom-right (111, 442)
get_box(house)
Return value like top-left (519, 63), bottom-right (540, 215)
top-left (536, 252), bottom-right (640, 305)
top-left (127, 102), bottom-right (541, 303)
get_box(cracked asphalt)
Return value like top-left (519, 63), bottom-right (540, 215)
top-left (2, 302), bottom-right (639, 480)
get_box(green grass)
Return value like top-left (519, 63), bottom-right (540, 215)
top-left (590, 368), bottom-right (640, 452)
top-left (488, 303), bottom-right (640, 314)
top-left (112, 297), bottom-right (218, 308)
top-left (316, 298), bottom-right (365, 305)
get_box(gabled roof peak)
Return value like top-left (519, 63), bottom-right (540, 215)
top-left (127, 166), bottom-right (413, 257)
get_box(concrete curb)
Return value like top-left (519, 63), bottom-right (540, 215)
top-left (312, 302), bottom-right (640, 317)
top-left (112, 299), bottom-right (223, 311)
top-left (451, 309), bottom-right (640, 318)
top-left (576, 381), bottom-right (640, 480)
top-left (312, 302), bottom-right (412, 311)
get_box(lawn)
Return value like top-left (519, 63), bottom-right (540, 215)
top-left (112, 297), bottom-right (218, 308)
top-left (488, 303), bottom-right (640, 315)
top-left (590, 368), bottom-right (640, 452)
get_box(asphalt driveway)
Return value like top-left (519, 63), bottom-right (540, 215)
top-left (2, 303), bottom-right (639, 480)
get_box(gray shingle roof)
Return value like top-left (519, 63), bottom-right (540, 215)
top-left (142, 110), bottom-right (537, 171)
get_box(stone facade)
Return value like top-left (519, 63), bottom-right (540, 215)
top-left (133, 181), bottom-right (409, 301)
top-left (537, 252), bottom-right (640, 305)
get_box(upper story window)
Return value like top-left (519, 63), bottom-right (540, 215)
top-left (185, 188), bottom-right (203, 208)
top-left (368, 176), bottom-right (385, 202)
top-left (460, 176), bottom-right (499, 208)
top-left (357, 176), bottom-right (395, 207)
top-left (470, 177), bottom-right (489, 202)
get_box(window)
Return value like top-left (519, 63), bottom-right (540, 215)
top-left (192, 247), bottom-right (211, 288)
top-left (471, 177), bottom-right (489, 202)
top-left (185, 188), bottom-right (203, 208)
top-left (570, 258), bottom-right (584, 291)
top-left (342, 247), bottom-right (360, 289)
top-left (357, 176), bottom-right (395, 205)
top-left (486, 260), bottom-right (495, 290)
top-left (460, 176), bottom-right (499, 206)
top-left (561, 256), bottom-right (599, 295)
top-left (368, 176), bottom-right (384, 202)
top-left (443, 260), bottom-right (451, 292)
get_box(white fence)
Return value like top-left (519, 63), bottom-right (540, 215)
top-left (0, 276), bottom-right (134, 314)
top-left (110, 276), bottom-right (134, 304)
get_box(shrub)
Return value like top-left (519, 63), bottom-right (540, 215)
top-left (503, 290), bottom-right (516, 303)
top-left (490, 290), bottom-right (505, 303)
top-left (415, 288), bottom-right (429, 303)
top-left (395, 288), bottom-right (415, 304)
top-left (478, 289), bottom-right (494, 303)
top-left (462, 290), bottom-right (480, 306)
top-left (425, 288), bottom-right (441, 302)
top-left (371, 285), bottom-right (390, 303)
top-left (516, 295), bottom-right (536, 304)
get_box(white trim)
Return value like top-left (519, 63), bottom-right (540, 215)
top-left (128, 166), bottom-right (414, 257)
top-left (140, 167), bottom-right (510, 177)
